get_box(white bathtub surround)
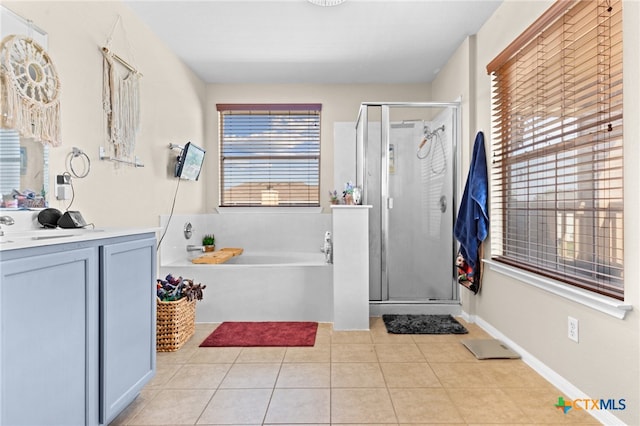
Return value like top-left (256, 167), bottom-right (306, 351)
top-left (160, 254), bottom-right (332, 323)
top-left (331, 205), bottom-right (372, 330)
top-left (159, 213), bottom-right (333, 323)
top-left (159, 212), bottom-right (331, 265)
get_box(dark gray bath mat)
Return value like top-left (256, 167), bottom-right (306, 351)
top-left (382, 314), bottom-right (468, 334)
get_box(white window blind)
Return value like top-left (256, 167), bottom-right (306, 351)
top-left (0, 129), bottom-right (20, 197)
top-left (487, 0), bottom-right (623, 299)
top-left (218, 104), bottom-right (321, 207)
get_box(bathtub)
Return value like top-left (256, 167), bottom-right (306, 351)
top-left (159, 251), bottom-right (333, 323)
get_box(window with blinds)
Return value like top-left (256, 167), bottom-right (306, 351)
top-left (487, 0), bottom-right (623, 299)
top-left (218, 104), bottom-right (321, 207)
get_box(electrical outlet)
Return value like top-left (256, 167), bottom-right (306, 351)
top-left (568, 316), bottom-right (579, 342)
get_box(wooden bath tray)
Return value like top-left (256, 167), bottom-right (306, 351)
top-left (219, 247), bottom-right (243, 256)
top-left (191, 247), bottom-right (243, 264)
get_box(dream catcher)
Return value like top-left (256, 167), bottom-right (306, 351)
top-left (0, 34), bottom-right (61, 146)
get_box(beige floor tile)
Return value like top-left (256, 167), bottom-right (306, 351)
top-left (389, 388), bottom-right (465, 424)
top-left (314, 334), bottom-right (332, 345)
top-left (369, 316), bottom-right (386, 328)
top-left (331, 330), bottom-right (373, 344)
top-left (182, 329), bottom-right (216, 348)
top-left (447, 387), bottom-right (529, 423)
top-left (370, 328), bottom-right (416, 344)
top-left (331, 344), bottom-right (378, 362)
top-left (375, 343), bottom-right (426, 362)
top-left (331, 388), bottom-right (397, 424)
top-left (197, 388), bottom-right (272, 425)
top-left (411, 333), bottom-right (468, 344)
top-left (108, 388), bottom-right (158, 425)
top-left (156, 346), bottom-right (198, 364)
top-left (430, 362), bottom-right (500, 388)
top-left (128, 389), bottom-right (214, 425)
top-left (416, 341), bottom-right (479, 363)
top-left (264, 388), bottom-right (331, 424)
top-left (484, 360), bottom-right (555, 388)
top-left (331, 363), bottom-right (386, 388)
top-left (164, 364), bottom-right (231, 389)
top-left (283, 345), bottom-right (331, 363)
top-left (276, 363), bottom-right (330, 388)
top-left (132, 318), bottom-right (577, 426)
top-left (315, 323), bottom-right (333, 345)
top-left (144, 364), bottom-right (181, 389)
top-left (195, 322), bottom-right (219, 331)
top-left (187, 347), bottom-right (241, 364)
top-left (503, 387), bottom-right (601, 424)
top-left (219, 363), bottom-right (281, 388)
top-left (380, 362), bottom-right (441, 388)
top-left (236, 347), bottom-right (287, 363)
top-left (317, 322), bottom-right (334, 332)
top-left (455, 319), bottom-right (491, 338)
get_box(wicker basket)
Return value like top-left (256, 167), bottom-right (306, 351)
top-left (156, 297), bottom-right (196, 352)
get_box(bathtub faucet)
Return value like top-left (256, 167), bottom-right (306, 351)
top-left (186, 244), bottom-right (205, 253)
top-left (320, 231), bottom-right (332, 264)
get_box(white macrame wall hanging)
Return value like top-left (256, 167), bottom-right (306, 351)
top-left (101, 16), bottom-right (141, 165)
top-left (0, 34), bottom-right (62, 146)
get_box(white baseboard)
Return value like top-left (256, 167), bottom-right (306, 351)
top-left (462, 311), bottom-right (627, 426)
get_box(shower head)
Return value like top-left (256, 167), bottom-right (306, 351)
top-left (423, 124), bottom-right (445, 140)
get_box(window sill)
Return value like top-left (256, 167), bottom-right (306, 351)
top-left (216, 207), bottom-right (323, 214)
top-left (484, 259), bottom-right (632, 320)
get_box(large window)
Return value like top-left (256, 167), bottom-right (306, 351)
top-left (487, 0), bottom-right (623, 299)
top-left (217, 104), bottom-right (321, 207)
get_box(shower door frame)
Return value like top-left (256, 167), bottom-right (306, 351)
top-left (356, 101), bottom-right (462, 304)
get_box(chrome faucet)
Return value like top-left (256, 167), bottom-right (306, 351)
top-left (320, 231), bottom-right (332, 264)
top-left (0, 215), bottom-right (15, 236)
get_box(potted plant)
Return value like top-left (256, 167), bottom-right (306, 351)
top-left (329, 190), bottom-right (340, 205)
top-left (202, 234), bottom-right (215, 252)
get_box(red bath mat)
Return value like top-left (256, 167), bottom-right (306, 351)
top-left (200, 321), bottom-right (318, 347)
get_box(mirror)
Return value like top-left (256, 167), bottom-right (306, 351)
top-left (1, 6), bottom-right (50, 209)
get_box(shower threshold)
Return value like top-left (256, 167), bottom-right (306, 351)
top-left (369, 300), bottom-right (461, 316)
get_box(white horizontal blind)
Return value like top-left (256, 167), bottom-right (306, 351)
top-left (488, 0), bottom-right (624, 299)
top-left (0, 129), bottom-right (21, 197)
top-left (218, 104), bottom-right (321, 207)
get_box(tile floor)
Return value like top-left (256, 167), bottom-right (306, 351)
top-left (111, 317), bottom-right (599, 425)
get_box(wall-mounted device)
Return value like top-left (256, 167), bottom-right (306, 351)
top-left (174, 141), bottom-right (206, 181)
top-left (55, 174), bottom-right (71, 200)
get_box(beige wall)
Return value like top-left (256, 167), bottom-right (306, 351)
top-left (434, 1), bottom-right (639, 423)
top-left (3, 1), bottom-right (208, 227)
top-left (2, 1), bottom-right (432, 221)
top-left (204, 84), bottom-right (431, 210)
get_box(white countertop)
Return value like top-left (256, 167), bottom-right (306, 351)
top-left (0, 227), bottom-right (159, 252)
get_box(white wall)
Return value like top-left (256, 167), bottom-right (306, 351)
top-left (433, 1), bottom-right (640, 423)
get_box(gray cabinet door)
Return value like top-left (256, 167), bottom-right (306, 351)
top-left (100, 237), bottom-right (156, 424)
top-left (0, 247), bottom-right (99, 426)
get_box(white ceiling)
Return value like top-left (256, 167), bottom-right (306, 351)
top-left (124, 0), bottom-right (502, 84)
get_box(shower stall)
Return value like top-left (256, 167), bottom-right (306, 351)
top-left (355, 102), bottom-right (461, 314)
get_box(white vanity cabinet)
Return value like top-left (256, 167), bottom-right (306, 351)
top-left (0, 232), bottom-right (156, 426)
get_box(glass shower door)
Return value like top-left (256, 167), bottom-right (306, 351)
top-left (357, 103), bottom-right (458, 303)
top-left (386, 107), bottom-right (455, 301)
